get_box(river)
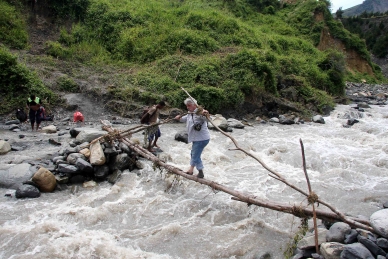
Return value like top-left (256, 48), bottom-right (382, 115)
top-left (0, 103), bottom-right (387, 259)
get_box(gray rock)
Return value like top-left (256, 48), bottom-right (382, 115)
top-left (0, 163), bottom-right (34, 189)
top-left (119, 142), bottom-right (131, 154)
top-left (326, 222), bottom-right (351, 243)
top-left (298, 228), bottom-right (328, 249)
top-left (57, 164), bottom-right (79, 174)
top-left (175, 132), bottom-right (188, 144)
top-left (357, 103), bottom-right (371, 109)
top-left (320, 242), bottom-right (344, 259)
top-left (344, 229), bottom-right (358, 244)
top-left (0, 140), bottom-right (11, 155)
top-left (66, 153), bottom-right (86, 165)
top-left (75, 128), bottom-right (107, 143)
top-left (52, 156), bottom-right (66, 163)
top-left (370, 209), bottom-right (388, 238)
top-left (107, 169), bottom-right (122, 184)
top-left (376, 238), bottom-right (388, 250)
top-left (104, 147), bottom-right (118, 157)
top-left (15, 184), bottom-right (40, 198)
top-left (227, 118), bottom-right (245, 129)
top-left (347, 119), bottom-right (359, 126)
top-left (109, 153), bottom-right (132, 171)
top-left (340, 243), bottom-right (374, 259)
top-left (5, 120), bottom-right (20, 125)
top-left (357, 236), bottom-right (386, 257)
top-left (312, 115), bottom-right (325, 124)
top-left (75, 158), bottom-right (94, 173)
top-left (94, 164), bottom-right (110, 179)
top-left (11, 145), bottom-right (26, 151)
top-left (8, 125), bottom-right (20, 130)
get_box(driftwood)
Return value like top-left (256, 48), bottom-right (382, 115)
top-left (100, 121), bottom-right (373, 232)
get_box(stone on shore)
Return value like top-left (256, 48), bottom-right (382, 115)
top-left (15, 184), bottom-right (41, 199)
top-left (0, 140), bottom-right (11, 155)
top-left (41, 125), bottom-right (57, 133)
top-left (31, 167), bottom-right (56, 192)
top-left (370, 209), bottom-right (388, 239)
top-left (0, 163), bottom-right (34, 189)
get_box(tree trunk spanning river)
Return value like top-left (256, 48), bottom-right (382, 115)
top-left (0, 103), bottom-right (387, 258)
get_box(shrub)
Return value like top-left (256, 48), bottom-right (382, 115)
top-left (163, 29), bottom-right (219, 55)
top-left (46, 41), bottom-right (70, 59)
top-left (0, 46), bottom-right (57, 113)
top-left (57, 76), bottom-right (78, 92)
top-left (0, 1), bottom-right (28, 49)
top-left (188, 85), bottom-right (225, 112)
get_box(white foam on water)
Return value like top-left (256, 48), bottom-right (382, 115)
top-left (1, 104), bottom-right (388, 258)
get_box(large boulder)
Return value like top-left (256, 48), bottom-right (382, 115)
top-left (370, 209), bottom-right (388, 238)
top-left (31, 167), bottom-right (56, 192)
top-left (0, 140), bottom-right (11, 155)
top-left (89, 141), bottom-right (106, 165)
top-left (0, 163), bottom-right (34, 189)
top-left (75, 128), bottom-right (107, 143)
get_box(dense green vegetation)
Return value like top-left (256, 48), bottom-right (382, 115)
top-left (0, 0), bottom-right (385, 116)
top-left (340, 12), bottom-right (388, 58)
top-left (0, 0), bottom-right (28, 49)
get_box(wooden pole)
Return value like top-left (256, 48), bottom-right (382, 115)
top-left (300, 139), bottom-right (319, 254)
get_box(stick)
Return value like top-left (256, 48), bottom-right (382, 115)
top-left (300, 139), bottom-right (319, 254)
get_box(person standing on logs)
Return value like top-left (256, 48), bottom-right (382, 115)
top-left (141, 101), bottom-right (166, 152)
top-left (174, 98), bottom-right (210, 178)
top-left (26, 94), bottom-right (42, 131)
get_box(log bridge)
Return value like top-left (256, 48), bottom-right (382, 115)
top-left (99, 120), bottom-right (373, 234)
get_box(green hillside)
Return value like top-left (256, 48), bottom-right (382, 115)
top-left (0, 0), bottom-right (385, 117)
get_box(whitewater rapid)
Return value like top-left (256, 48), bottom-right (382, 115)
top-left (0, 104), bottom-right (387, 259)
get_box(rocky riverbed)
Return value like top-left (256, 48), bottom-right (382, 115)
top-left (1, 83), bottom-right (388, 259)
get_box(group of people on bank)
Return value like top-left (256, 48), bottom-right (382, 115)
top-left (26, 94), bottom-right (84, 131)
